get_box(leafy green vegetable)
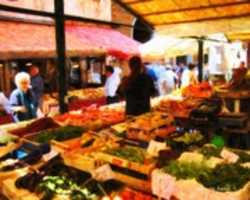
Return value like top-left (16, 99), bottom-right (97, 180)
top-left (38, 176), bottom-right (98, 200)
top-left (105, 146), bottom-right (146, 163)
top-left (232, 150), bottom-right (250, 164)
top-left (174, 131), bottom-right (203, 144)
top-left (168, 131), bottom-right (204, 145)
top-left (162, 160), bottom-right (250, 192)
top-left (163, 161), bottom-right (212, 180)
top-left (199, 164), bottom-right (250, 192)
top-left (200, 146), bottom-right (250, 164)
top-left (199, 146), bottom-right (222, 159)
top-left (166, 131), bottom-right (205, 151)
top-left (32, 126), bottom-right (84, 143)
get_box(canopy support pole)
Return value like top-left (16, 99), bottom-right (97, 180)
top-left (198, 39), bottom-right (204, 82)
top-left (55, 0), bottom-right (68, 113)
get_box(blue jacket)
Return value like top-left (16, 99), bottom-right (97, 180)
top-left (9, 89), bottom-right (37, 122)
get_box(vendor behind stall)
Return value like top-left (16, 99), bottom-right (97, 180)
top-left (120, 56), bottom-right (155, 116)
top-left (104, 66), bottom-right (120, 104)
top-left (9, 72), bottom-right (37, 122)
top-left (229, 61), bottom-right (247, 88)
top-left (181, 63), bottom-right (198, 87)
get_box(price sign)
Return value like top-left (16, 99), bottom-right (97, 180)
top-left (92, 164), bottom-right (114, 181)
top-left (152, 169), bottom-right (176, 200)
top-left (42, 150), bottom-right (59, 162)
top-left (147, 140), bottom-right (168, 157)
top-left (220, 149), bottom-right (239, 163)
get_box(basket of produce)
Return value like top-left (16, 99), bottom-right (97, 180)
top-left (56, 131), bottom-right (120, 172)
top-left (198, 145), bottom-right (250, 165)
top-left (182, 82), bottom-right (213, 99)
top-left (126, 112), bottom-right (175, 142)
top-left (9, 117), bottom-right (60, 137)
top-left (0, 132), bottom-right (19, 158)
top-left (4, 157), bottom-right (124, 200)
top-left (95, 146), bottom-right (156, 175)
top-left (54, 108), bottom-right (125, 130)
top-left (152, 144), bottom-right (250, 200)
top-left (166, 129), bottom-right (206, 152)
top-left (189, 98), bottom-right (222, 126)
top-left (0, 141), bottom-right (51, 184)
top-left (155, 98), bottom-right (202, 118)
top-left (24, 126), bottom-right (85, 144)
top-left (155, 160), bottom-right (250, 200)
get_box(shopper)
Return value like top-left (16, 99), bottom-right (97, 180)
top-left (120, 56), bottom-right (155, 116)
top-left (9, 72), bottom-right (37, 122)
top-left (104, 66), bottom-right (120, 104)
top-left (30, 65), bottom-right (44, 108)
top-left (69, 63), bottom-right (82, 89)
top-left (158, 66), bottom-right (176, 95)
top-left (181, 63), bottom-right (198, 87)
top-left (44, 63), bottom-right (57, 93)
top-left (175, 62), bottom-right (186, 88)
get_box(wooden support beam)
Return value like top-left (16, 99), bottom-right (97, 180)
top-left (54, 0), bottom-right (68, 113)
top-left (198, 39), bottom-right (204, 82)
top-left (156, 13), bottom-right (250, 26)
top-left (142, 1), bottom-right (250, 16)
top-left (0, 3), bottom-right (134, 28)
top-left (126, 0), bottom-right (154, 5)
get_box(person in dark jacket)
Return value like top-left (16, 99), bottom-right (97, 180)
top-left (120, 56), bottom-right (155, 116)
top-left (30, 65), bottom-right (44, 108)
top-left (9, 72), bottom-right (37, 122)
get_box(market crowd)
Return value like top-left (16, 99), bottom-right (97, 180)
top-left (104, 56), bottom-right (200, 112)
top-left (0, 57), bottom-right (248, 122)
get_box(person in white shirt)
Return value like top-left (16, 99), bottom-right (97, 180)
top-left (114, 66), bottom-right (122, 77)
top-left (104, 66), bottom-right (120, 104)
top-left (181, 63), bottom-right (198, 88)
top-left (158, 66), bottom-right (176, 96)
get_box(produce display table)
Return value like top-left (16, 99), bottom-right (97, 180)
top-left (0, 83), bottom-right (249, 200)
top-left (42, 87), bottom-right (105, 115)
top-left (68, 97), bottom-right (106, 111)
top-left (215, 89), bottom-right (250, 113)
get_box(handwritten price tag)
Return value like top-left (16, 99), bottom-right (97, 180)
top-left (152, 169), bottom-right (176, 200)
top-left (92, 164), bottom-right (114, 181)
top-left (220, 149), bottom-right (239, 163)
top-left (42, 150), bottom-right (59, 162)
top-left (147, 140), bottom-right (167, 157)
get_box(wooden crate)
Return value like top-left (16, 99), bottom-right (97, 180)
top-left (0, 168), bottom-right (28, 187)
top-left (62, 152), bottom-right (100, 173)
top-left (94, 152), bottom-right (155, 175)
top-left (112, 171), bottom-right (151, 192)
top-left (2, 178), bottom-right (39, 200)
top-left (0, 142), bottom-right (19, 158)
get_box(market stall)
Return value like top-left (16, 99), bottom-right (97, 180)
top-left (0, 81), bottom-right (249, 199)
top-left (0, 0), bottom-right (250, 199)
